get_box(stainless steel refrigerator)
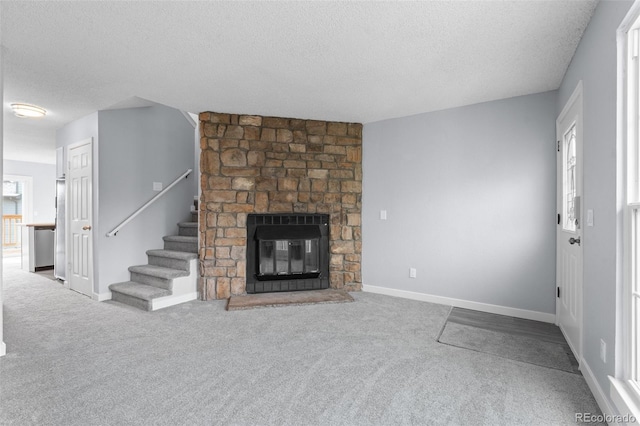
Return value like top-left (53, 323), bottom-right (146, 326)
top-left (54, 179), bottom-right (66, 280)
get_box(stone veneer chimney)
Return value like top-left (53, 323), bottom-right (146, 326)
top-left (198, 112), bottom-right (362, 300)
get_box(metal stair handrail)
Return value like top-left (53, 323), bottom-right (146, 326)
top-left (106, 168), bottom-right (192, 237)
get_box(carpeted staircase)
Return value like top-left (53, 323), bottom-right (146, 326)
top-left (109, 219), bottom-right (198, 311)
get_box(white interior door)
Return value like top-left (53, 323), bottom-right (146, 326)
top-left (67, 139), bottom-right (93, 297)
top-left (556, 83), bottom-right (584, 362)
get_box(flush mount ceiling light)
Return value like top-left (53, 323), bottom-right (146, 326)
top-left (10, 103), bottom-right (47, 118)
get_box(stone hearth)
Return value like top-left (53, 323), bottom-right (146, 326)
top-left (198, 112), bottom-right (362, 300)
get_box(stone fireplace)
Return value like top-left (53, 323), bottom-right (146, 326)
top-left (198, 112), bottom-right (362, 300)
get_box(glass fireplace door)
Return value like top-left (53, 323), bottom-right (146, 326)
top-left (259, 238), bottom-right (319, 276)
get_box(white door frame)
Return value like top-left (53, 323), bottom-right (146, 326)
top-left (66, 138), bottom-right (94, 297)
top-left (556, 81), bottom-right (584, 363)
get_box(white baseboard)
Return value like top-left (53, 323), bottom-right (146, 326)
top-left (362, 284), bottom-right (556, 323)
top-left (92, 291), bottom-right (112, 302)
top-left (0, 341), bottom-right (5, 357)
top-left (152, 292), bottom-right (198, 311)
top-left (578, 360), bottom-right (622, 425)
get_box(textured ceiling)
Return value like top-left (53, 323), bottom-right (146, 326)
top-left (2, 0), bottom-right (598, 164)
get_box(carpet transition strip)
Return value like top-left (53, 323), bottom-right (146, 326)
top-left (437, 307), bottom-right (581, 374)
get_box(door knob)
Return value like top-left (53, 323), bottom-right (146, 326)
top-left (82, 225), bottom-right (92, 231)
top-left (569, 237), bottom-right (581, 246)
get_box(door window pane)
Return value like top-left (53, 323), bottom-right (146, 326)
top-left (563, 123), bottom-right (577, 232)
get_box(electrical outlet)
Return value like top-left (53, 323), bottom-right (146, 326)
top-left (380, 210), bottom-right (387, 220)
top-left (600, 339), bottom-right (607, 363)
top-left (153, 182), bottom-right (163, 191)
top-left (409, 268), bottom-right (417, 278)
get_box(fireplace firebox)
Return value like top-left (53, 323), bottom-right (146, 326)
top-left (246, 214), bottom-right (329, 293)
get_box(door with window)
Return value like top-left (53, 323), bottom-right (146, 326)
top-left (556, 83), bottom-right (584, 362)
top-left (67, 139), bottom-right (93, 297)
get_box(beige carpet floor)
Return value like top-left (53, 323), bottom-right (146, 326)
top-left (1, 256), bottom-right (604, 425)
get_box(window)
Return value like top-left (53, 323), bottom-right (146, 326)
top-left (627, 20), bottom-right (640, 384)
top-left (611, 3), bottom-right (640, 420)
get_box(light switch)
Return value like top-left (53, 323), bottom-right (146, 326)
top-left (380, 210), bottom-right (387, 220)
top-left (153, 182), bottom-right (163, 191)
top-left (587, 209), bottom-right (594, 227)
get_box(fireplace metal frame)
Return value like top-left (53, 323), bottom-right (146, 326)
top-left (246, 213), bottom-right (330, 293)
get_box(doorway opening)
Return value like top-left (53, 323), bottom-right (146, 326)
top-left (2, 175), bottom-right (33, 260)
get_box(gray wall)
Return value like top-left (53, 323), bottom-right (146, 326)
top-left (556, 0), bottom-right (633, 403)
top-left (56, 112), bottom-right (99, 154)
top-left (3, 160), bottom-right (56, 223)
top-left (362, 91), bottom-right (557, 313)
top-left (97, 105), bottom-right (196, 294)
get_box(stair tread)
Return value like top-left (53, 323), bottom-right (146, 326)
top-left (178, 222), bottom-right (198, 227)
top-left (163, 235), bottom-right (197, 242)
top-left (146, 249), bottom-right (198, 260)
top-left (109, 281), bottom-right (171, 301)
top-left (129, 264), bottom-right (189, 279)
